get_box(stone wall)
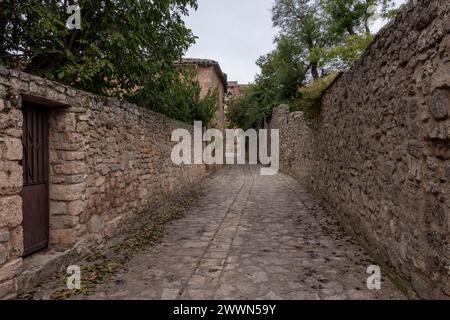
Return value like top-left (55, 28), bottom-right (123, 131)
top-left (196, 65), bottom-right (226, 131)
top-left (269, 0), bottom-right (449, 299)
top-left (0, 67), bottom-right (208, 298)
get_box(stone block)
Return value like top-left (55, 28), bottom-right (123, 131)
top-left (61, 151), bottom-right (85, 161)
top-left (8, 109), bottom-right (23, 126)
top-left (78, 114), bottom-right (89, 121)
top-left (0, 196), bottom-right (22, 228)
top-left (50, 215), bottom-right (79, 229)
top-left (49, 150), bottom-right (58, 162)
top-left (9, 226), bottom-right (23, 258)
top-left (424, 193), bottom-right (446, 226)
top-left (426, 89), bottom-right (449, 121)
top-left (28, 81), bottom-right (38, 93)
top-left (0, 279), bottom-right (16, 299)
top-left (53, 161), bottom-right (86, 175)
top-left (0, 162), bottom-right (22, 195)
top-left (63, 132), bottom-right (84, 144)
top-left (426, 231), bottom-right (446, 250)
top-left (88, 215), bottom-right (104, 233)
top-left (95, 176), bottom-right (106, 187)
top-left (0, 229), bottom-right (10, 242)
top-left (407, 140), bottom-right (423, 158)
top-left (0, 243), bottom-right (8, 265)
top-left (76, 121), bottom-right (89, 133)
top-left (49, 201), bottom-right (67, 215)
top-left (49, 183), bottom-right (86, 201)
top-left (0, 258), bottom-right (22, 282)
top-left (68, 200), bottom-right (86, 216)
top-left (50, 229), bottom-right (77, 248)
top-left (57, 112), bottom-right (77, 132)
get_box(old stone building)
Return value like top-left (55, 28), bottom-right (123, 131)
top-left (177, 58), bottom-right (227, 130)
top-left (227, 81), bottom-right (249, 99)
top-left (225, 81), bottom-right (249, 127)
top-left (0, 67), bottom-right (210, 299)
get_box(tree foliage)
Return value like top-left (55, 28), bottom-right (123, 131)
top-left (257, 36), bottom-right (307, 103)
top-left (0, 0), bottom-right (217, 124)
top-left (226, 84), bottom-right (274, 131)
top-left (227, 36), bottom-right (307, 130)
top-left (157, 66), bottom-right (218, 124)
top-left (272, 0), bottom-right (397, 79)
top-left (228, 0), bottom-right (402, 129)
top-left (291, 72), bottom-right (337, 123)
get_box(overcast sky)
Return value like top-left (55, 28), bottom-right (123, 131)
top-left (184, 0), bottom-right (406, 84)
top-left (184, 0), bottom-right (276, 84)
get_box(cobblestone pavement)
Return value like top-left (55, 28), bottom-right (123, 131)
top-left (80, 165), bottom-right (405, 300)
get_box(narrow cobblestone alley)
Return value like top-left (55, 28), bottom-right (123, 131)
top-left (75, 166), bottom-right (405, 300)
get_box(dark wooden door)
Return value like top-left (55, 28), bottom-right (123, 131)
top-left (21, 102), bottom-right (49, 257)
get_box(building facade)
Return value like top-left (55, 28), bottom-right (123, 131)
top-left (178, 58), bottom-right (227, 131)
top-left (0, 68), bottom-right (210, 299)
top-left (227, 81), bottom-right (249, 99)
top-left (225, 81), bottom-right (249, 127)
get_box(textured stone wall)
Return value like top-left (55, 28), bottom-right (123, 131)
top-left (0, 68), bottom-right (23, 299)
top-left (270, 0), bottom-right (449, 299)
top-left (197, 66), bottom-right (226, 131)
top-left (0, 67), bottom-right (208, 298)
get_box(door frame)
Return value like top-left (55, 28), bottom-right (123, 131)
top-left (20, 101), bottom-right (50, 257)
top-left (19, 94), bottom-right (71, 257)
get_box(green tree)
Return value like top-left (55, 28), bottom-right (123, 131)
top-left (226, 84), bottom-right (273, 130)
top-left (321, 0), bottom-right (396, 35)
top-left (257, 36), bottom-right (306, 103)
top-left (272, 0), bottom-right (329, 80)
top-left (234, 0), bottom-right (404, 129)
top-left (292, 72), bottom-right (337, 124)
top-left (226, 35), bottom-right (307, 130)
top-left (321, 0), bottom-right (370, 35)
top-left (0, 0), bottom-right (217, 123)
top-left (272, 0), bottom-right (399, 78)
top-left (158, 66), bottom-right (218, 124)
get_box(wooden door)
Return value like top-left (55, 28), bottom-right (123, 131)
top-left (20, 102), bottom-right (49, 257)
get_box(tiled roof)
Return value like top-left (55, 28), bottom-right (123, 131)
top-left (179, 58), bottom-right (219, 65)
top-left (176, 58), bottom-right (227, 89)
